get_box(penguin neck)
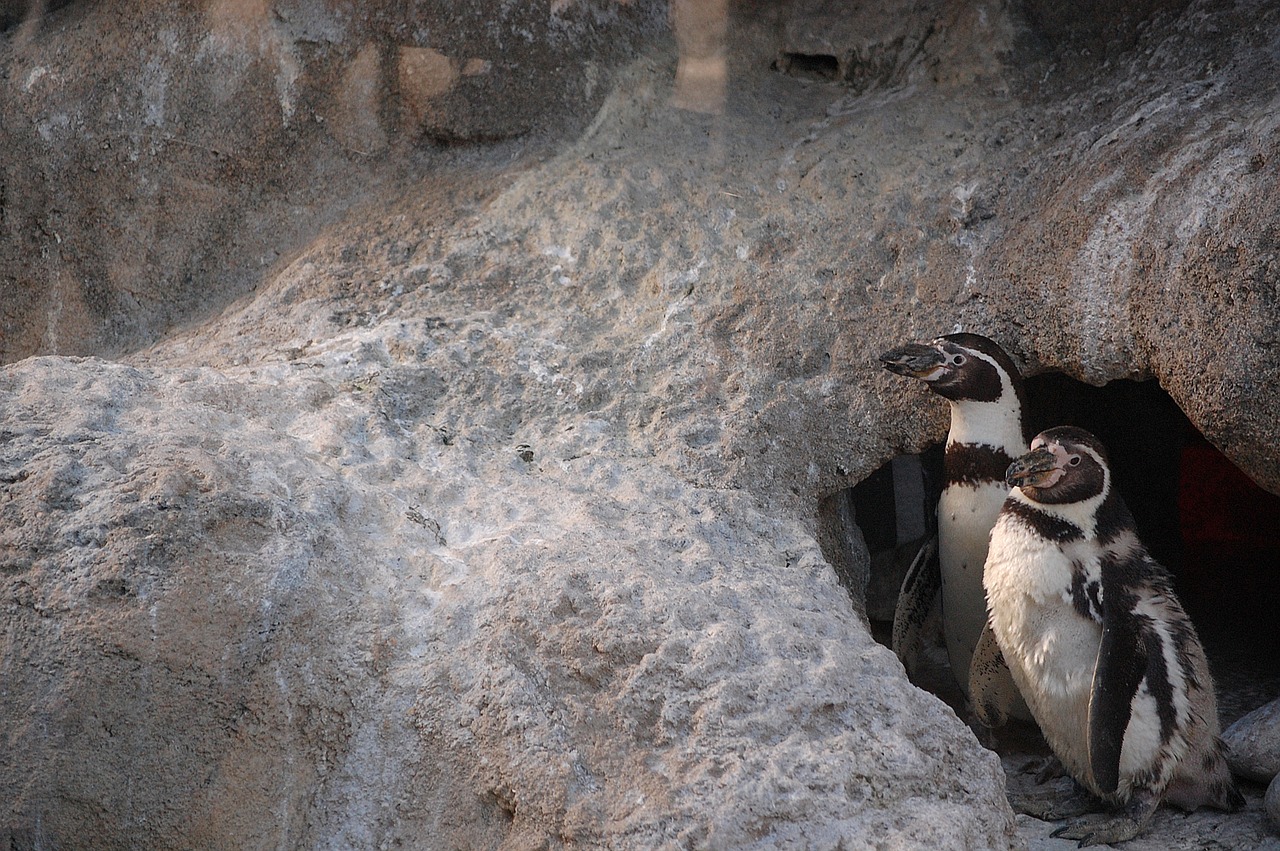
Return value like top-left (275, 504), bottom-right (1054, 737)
top-left (1009, 487), bottom-right (1103, 540)
top-left (945, 396), bottom-right (1028, 457)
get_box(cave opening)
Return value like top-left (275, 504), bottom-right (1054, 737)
top-left (774, 52), bottom-right (842, 81)
top-left (823, 374), bottom-right (1280, 726)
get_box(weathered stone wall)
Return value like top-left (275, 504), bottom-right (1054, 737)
top-left (3, 0), bottom-right (1280, 847)
top-left (0, 0), bottom-right (665, 363)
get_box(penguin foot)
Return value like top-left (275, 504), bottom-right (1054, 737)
top-left (1047, 789), bottom-right (1158, 848)
top-left (1022, 754), bottom-right (1068, 784)
top-left (1007, 784), bottom-right (1097, 821)
top-left (1049, 813), bottom-right (1142, 847)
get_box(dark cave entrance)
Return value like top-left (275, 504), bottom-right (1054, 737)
top-left (774, 52), bottom-right (842, 81)
top-left (822, 375), bottom-right (1280, 725)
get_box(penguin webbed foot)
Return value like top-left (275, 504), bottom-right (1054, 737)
top-left (1008, 781), bottom-right (1097, 821)
top-left (1047, 790), bottom-right (1158, 848)
top-left (1021, 753), bottom-right (1069, 784)
top-left (1049, 813), bottom-right (1142, 848)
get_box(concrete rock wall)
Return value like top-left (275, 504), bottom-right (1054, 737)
top-left (0, 0), bottom-right (665, 363)
top-left (2, 0), bottom-right (1279, 847)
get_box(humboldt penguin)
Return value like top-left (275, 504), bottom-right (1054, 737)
top-left (985, 426), bottom-right (1242, 846)
top-left (879, 332), bottom-right (1030, 721)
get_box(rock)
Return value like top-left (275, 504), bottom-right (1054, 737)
top-left (777, 0), bottom-right (944, 87)
top-left (1267, 773), bottom-right (1280, 834)
top-left (4, 0), bottom-right (1280, 848)
top-left (0, 352), bottom-right (1016, 849)
top-left (384, 1), bottom-right (667, 143)
top-left (1224, 698), bottom-right (1280, 784)
top-left (777, 0), bottom-right (1014, 91)
top-left (0, 0), bottom-right (667, 363)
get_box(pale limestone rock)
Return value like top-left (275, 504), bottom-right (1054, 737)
top-left (4, 1), bottom-right (1280, 849)
top-left (398, 46), bottom-right (459, 131)
top-left (0, 349), bottom-right (1016, 849)
top-left (328, 42), bottom-right (388, 155)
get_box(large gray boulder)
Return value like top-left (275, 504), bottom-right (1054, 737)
top-left (0, 352), bottom-right (1011, 849)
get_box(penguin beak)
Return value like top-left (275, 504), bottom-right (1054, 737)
top-left (879, 343), bottom-right (946, 380)
top-left (1006, 447), bottom-right (1063, 489)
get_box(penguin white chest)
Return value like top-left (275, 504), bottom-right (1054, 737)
top-left (984, 515), bottom-right (1101, 774)
top-left (983, 521), bottom-right (1099, 695)
top-left (938, 480), bottom-right (1007, 563)
top-left (937, 480), bottom-right (1008, 686)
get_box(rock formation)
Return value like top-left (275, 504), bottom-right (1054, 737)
top-left (3, 0), bottom-right (1279, 847)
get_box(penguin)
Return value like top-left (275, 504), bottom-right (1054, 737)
top-left (879, 332), bottom-right (1031, 721)
top-left (984, 426), bottom-right (1242, 846)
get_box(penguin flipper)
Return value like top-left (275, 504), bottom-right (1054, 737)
top-left (970, 621), bottom-right (1019, 729)
top-left (1088, 604), bottom-right (1148, 795)
top-left (891, 534), bottom-right (940, 678)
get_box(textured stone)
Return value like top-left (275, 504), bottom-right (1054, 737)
top-left (3, 0), bottom-right (1280, 849)
top-left (0, 350), bottom-right (1014, 849)
top-left (0, 0), bottom-right (666, 362)
top-left (1225, 698), bottom-right (1280, 784)
top-left (1267, 773), bottom-right (1280, 834)
top-left (777, 0), bottom-right (944, 86)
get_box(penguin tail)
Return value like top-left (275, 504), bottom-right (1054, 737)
top-left (1209, 738), bottom-right (1246, 812)
top-left (1216, 780), bottom-right (1246, 813)
top-left (1165, 737), bottom-right (1244, 813)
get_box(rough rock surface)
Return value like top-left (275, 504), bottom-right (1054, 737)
top-left (0, 0), bottom-right (665, 363)
top-left (3, 0), bottom-right (1280, 848)
top-left (1268, 773), bottom-right (1280, 834)
top-left (2, 353), bottom-right (1008, 849)
top-left (1227, 699), bottom-right (1280, 784)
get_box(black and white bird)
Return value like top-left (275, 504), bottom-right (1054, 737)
top-left (879, 332), bottom-right (1030, 720)
top-left (985, 426), bottom-right (1242, 846)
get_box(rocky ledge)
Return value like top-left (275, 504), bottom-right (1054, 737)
top-left (3, 0), bottom-right (1280, 848)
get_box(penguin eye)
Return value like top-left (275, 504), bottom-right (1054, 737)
top-left (1068, 455), bottom-right (1081, 467)
top-left (950, 354), bottom-right (966, 366)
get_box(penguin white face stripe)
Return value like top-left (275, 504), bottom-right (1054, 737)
top-left (945, 350), bottom-right (1025, 451)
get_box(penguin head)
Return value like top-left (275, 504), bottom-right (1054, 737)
top-left (878, 332), bottom-right (1022, 403)
top-left (1006, 426), bottom-right (1110, 505)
